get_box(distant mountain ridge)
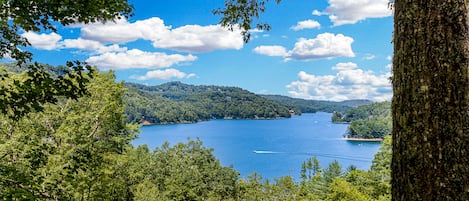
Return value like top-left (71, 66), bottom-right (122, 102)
top-left (261, 94), bottom-right (372, 113)
top-left (125, 81), bottom-right (251, 100)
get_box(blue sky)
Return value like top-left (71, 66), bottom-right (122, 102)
top-left (18, 0), bottom-right (394, 101)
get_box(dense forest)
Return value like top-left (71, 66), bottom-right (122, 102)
top-left (123, 82), bottom-right (294, 124)
top-left (262, 95), bottom-right (371, 113)
top-left (332, 102), bottom-right (392, 139)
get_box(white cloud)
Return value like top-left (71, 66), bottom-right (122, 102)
top-left (22, 32), bottom-right (62, 50)
top-left (62, 38), bottom-right (127, 54)
top-left (312, 10), bottom-right (322, 16)
top-left (290, 20), bottom-right (321, 31)
top-left (287, 62), bottom-right (392, 101)
top-left (152, 24), bottom-right (244, 53)
top-left (364, 53), bottom-right (376, 60)
top-left (386, 63), bottom-right (393, 70)
top-left (78, 17), bottom-right (243, 53)
top-left (85, 49), bottom-right (197, 70)
top-left (321, 0), bottom-right (392, 26)
top-left (132, 69), bottom-right (196, 80)
top-left (80, 17), bottom-right (169, 44)
top-left (386, 55), bottom-right (393, 69)
top-left (288, 33), bottom-right (355, 60)
top-left (255, 33), bottom-right (355, 61)
top-left (22, 31), bottom-right (128, 54)
top-left (331, 62), bottom-right (358, 71)
top-left (253, 45), bottom-right (288, 57)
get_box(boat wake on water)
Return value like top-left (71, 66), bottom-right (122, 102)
top-left (253, 150), bottom-right (285, 154)
top-left (253, 150), bottom-right (372, 162)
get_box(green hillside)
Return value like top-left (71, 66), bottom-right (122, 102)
top-left (123, 82), bottom-right (293, 124)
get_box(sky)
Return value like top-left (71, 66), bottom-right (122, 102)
top-left (17, 0), bottom-right (394, 101)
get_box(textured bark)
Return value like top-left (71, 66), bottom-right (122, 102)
top-left (392, 0), bottom-right (469, 200)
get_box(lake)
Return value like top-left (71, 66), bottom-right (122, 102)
top-left (132, 112), bottom-right (382, 180)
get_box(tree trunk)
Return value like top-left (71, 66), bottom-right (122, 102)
top-left (392, 0), bottom-right (469, 200)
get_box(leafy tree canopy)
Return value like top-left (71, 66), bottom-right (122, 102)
top-left (213, 0), bottom-right (281, 42)
top-left (0, 0), bottom-right (133, 119)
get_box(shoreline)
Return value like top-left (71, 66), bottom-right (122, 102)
top-left (140, 116), bottom-right (290, 126)
top-left (343, 137), bottom-right (383, 142)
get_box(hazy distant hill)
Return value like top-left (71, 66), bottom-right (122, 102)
top-left (261, 94), bottom-right (372, 113)
top-left (123, 82), bottom-right (293, 124)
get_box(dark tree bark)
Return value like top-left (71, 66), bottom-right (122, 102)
top-left (392, 0), bottom-right (469, 200)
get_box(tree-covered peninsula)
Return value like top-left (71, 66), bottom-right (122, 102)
top-left (123, 82), bottom-right (294, 124)
top-left (332, 102), bottom-right (392, 140)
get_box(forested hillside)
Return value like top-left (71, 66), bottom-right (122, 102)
top-left (332, 102), bottom-right (392, 139)
top-left (262, 94), bottom-right (371, 113)
top-left (123, 82), bottom-right (293, 124)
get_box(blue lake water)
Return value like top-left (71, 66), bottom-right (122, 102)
top-left (132, 113), bottom-right (382, 180)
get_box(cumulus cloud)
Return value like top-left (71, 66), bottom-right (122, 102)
top-left (80, 17), bottom-right (168, 44)
top-left (312, 10), bottom-right (322, 16)
top-left (253, 45), bottom-right (288, 57)
top-left (288, 33), bottom-right (355, 60)
top-left (331, 62), bottom-right (358, 71)
top-left (318, 0), bottom-right (392, 26)
top-left (290, 20), bottom-right (321, 31)
top-left (78, 17), bottom-right (243, 53)
top-left (20, 17), bottom-right (245, 70)
top-left (22, 31), bottom-right (129, 54)
top-left (132, 69), bottom-right (196, 80)
top-left (85, 49), bottom-right (197, 70)
top-left (254, 33), bottom-right (354, 61)
top-left (22, 32), bottom-right (62, 50)
top-left (287, 62), bottom-right (392, 101)
top-left (152, 24), bottom-right (243, 52)
top-left (62, 38), bottom-right (127, 54)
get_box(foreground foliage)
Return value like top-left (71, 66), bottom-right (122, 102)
top-left (0, 71), bottom-right (137, 199)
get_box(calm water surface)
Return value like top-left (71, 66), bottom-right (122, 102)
top-left (133, 113), bottom-right (381, 180)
